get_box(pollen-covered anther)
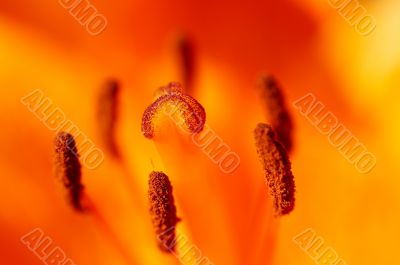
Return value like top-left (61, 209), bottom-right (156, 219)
top-left (97, 79), bottom-right (121, 158)
top-left (141, 82), bottom-right (206, 139)
top-left (254, 123), bottom-right (296, 216)
top-left (148, 171), bottom-right (180, 253)
top-left (176, 35), bottom-right (195, 91)
top-left (259, 75), bottom-right (294, 153)
top-left (54, 132), bottom-right (84, 211)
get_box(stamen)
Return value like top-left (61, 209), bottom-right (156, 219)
top-left (141, 82), bottom-right (206, 139)
top-left (176, 35), bottom-right (195, 91)
top-left (97, 79), bottom-right (120, 158)
top-left (148, 171), bottom-right (180, 253)
top-left (54, 132), bottom-right (84, 211)
top-left (259, 75), bottom-right (293, 153)
top-left (55, 133), bottom-right (137, 264)
top-left (253, 123), bottom-right (295, 216)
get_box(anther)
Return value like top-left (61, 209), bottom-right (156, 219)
top-left (97, 79), bottom-right (121, 158)
top-left (176, 35), bottom-right (195, 91)
top-left (54, 132), bottom-right (84, 211)
top-left (259, 75), bottom-right (294, 153)
top-left (148, 171), bottom-right (180, 252)
top-left (254, 123), bottom-right (295, 216)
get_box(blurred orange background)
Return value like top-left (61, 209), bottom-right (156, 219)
top-left (0, 0), bottom-right (399, 264)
